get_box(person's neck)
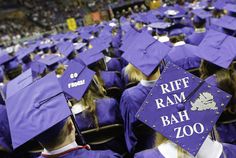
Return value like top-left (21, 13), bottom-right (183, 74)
top-left (45, 137), bottom-right (75, 152)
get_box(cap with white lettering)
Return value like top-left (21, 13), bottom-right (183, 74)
top-left (136, 62), bottom-right (231, 156)
top-left (59, 59), bottom-right (95, 101)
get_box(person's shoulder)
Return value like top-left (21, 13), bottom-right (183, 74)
top-left (134, 148), bottom-right (164, 158)
top-left (97, 97), bottom-right (118, 105)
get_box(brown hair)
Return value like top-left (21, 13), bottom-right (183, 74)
top-left (200, 60), bottom-right (223, 79)
top-left (215, 69), bottom-right (236, 114)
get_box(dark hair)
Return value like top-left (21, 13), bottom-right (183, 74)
top-left (193, 19), bottom-right (206, 29)
top-left (5, 66), bottom-right (22, 80)
top-left (169, 34), bottom-right (185, 44)
top-left (215, 69), bottom-right (236, 116)
top-left (200, 60), bottom-right (223, 79)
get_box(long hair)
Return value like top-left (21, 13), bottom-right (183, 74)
top-left (79, 75), bottom-right (106, 129)
top-left (199, 60), bottom-right (223, 79)
top-left (215, 69), bottom-right (236, 114)
top-left (124, 63), bottom-right (147, 82)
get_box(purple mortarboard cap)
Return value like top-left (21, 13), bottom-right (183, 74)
top-left (6, 69), bottom-right (33, 99)
top-left (30, 61), bottom-right (47, 74)
top-left (211, 15), bottom-right (236, 33)
top-left (17, 46), bottom-right (35, 61)
top-left (205, 75), bottom-right (217, 86)
top-left (57, 41), bottom-right (75, 57)
top-left (224, 3), bottom-right (236, 13)
top-left (148, 22), bottom-right (172, 29)
top-left (74, 42), bottom-right (86, 51)
top-left (122, 31), bottom-right (171, 76)
top-left (4, 58), bottom-right (19, 72)
top-left (197, 29), bottom-right (236, 68)
top-left (77, 48), bottom-right (105, 66)
top-left (213, 0), bottom-right (226, 10)
top-left (169, 29), bottom-right (184, 37)
top-left (0, 105), bottom-right (12, 151)
top-left (59, 60), bottom-right (95, 101)
top-left (120, 28), bottom-right (140, 52)
top-left (6, 72), bottom-right (71, 149)
top-left (136, 62), bottom-right (231, 156)
top-left (38, 54), bottom-right (63, 67)
top-left (166, 44), bottom-right (201, 70)
top-left (0, 53), bottom-right (14, 66)
top-left (192, 9), bottom-right (212, 23)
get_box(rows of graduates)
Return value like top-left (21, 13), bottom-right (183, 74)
top-left (1, 0), bottom-right (236, 157)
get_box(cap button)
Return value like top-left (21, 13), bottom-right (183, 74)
top-left (176, 103), bottom-right (185, 111)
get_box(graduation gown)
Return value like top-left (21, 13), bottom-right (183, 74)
top-left (119, 82), bottom-right (156, 153)
top-left (75, 98), bottom-right (122, 131)
top-left (134, 143), bottom-right (236, 158)
top-left (38, 147), bottom-right (122, 158)
top-left (217, 121), bottom-right (236, 144)
top-left (100, 71), bottom-right (124, 89)
top-left (106, 58), bottom-right (122, 72)
top-left (185, 32), bottom-right (207, 46)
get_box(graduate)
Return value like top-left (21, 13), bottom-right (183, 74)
top-left (134, 62), bottom-right (236, 158)
top-left (6, 72), bottom-right (123, 158)
top-left (120, 31), bottom-right (171, 154)
top-left (195, 30), bottom-right (236, 79)
top-left (185, 9), bottom-right (209, 46)
top-left (59, 60), bottom-right (126, 154)
top-left (205, 69), bottom-right (236, 144)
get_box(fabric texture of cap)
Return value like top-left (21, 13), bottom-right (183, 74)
top-left (197, 29), bottom-right (236, 68)
top-left (6, 72), bottom-right (71, 149)
top-left (6, 69), bottom-right (33, 99)
top-left (122, 31), bottom-right (171, 76)
top-left (136, 62), bottom-right (231, 156)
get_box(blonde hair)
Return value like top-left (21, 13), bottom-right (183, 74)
top-left (125, 63), bottom-right (147, 82)
top-left (155, 133), bottom-right (191, 158)
top-left (78, 75), bottom-right (106, 129)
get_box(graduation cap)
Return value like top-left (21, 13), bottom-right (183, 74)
top-left (57, 41), bottom-right (75, 57)
top-left (76, 44), bottom-right (105, 66)
top-left (136, 62), bottom-right (231, 156)
top-left (197, 29), bottom-right (236, 68)
top-left (211, 15), bottom-right (236, 35)
top-left (122, 31), bottom-right (171, 76)
top-left (6, 69), bottom-right (33, 99)
top-left (74, 42), bottom-right (86, 51)
top-left (59, 60), bottom-right (95, 101)
top-left (6, 72), bottom-right (72, 149)
top-left (16, 47), bottom-right (35, 61)
top-left (192, 9), bottom-right (212, 23)
top-left (169, 28), bottom-right (184, 37)
top-left (30, 61), bottom-right (47, 75)
top-left (166, 44), bottom-right (201, 70)
top-left (38, 54), bottom-right (63, 70)
top-left (224, 3), bottom-right (236, 15)
top-left (0, 53), bottom-right (19, 72)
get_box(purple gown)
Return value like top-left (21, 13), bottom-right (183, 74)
top-left (75, 98), bottom-right (122, 131)
top-left (120, 83), bottom-right (156, 153)
top-left (0, 105), bottom-right (12, 151)
top-left (100, 71), bottom-right (123, 89)
top-left (107, 58), bottom-right (122, 72)
top-left (185, 32), bottom-right (207, 46)
top-left (217, 121), bottom-right (236, 144)
top-left (134, 143), bottom-right (236, 158)
top-left (38, 148), bottom-right (122, 158)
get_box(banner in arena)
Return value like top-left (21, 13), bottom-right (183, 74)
top-left (67, 18), bottom-right (77, 31)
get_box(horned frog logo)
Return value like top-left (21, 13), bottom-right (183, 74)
top-left (191, 92), bottom-right (218, 111)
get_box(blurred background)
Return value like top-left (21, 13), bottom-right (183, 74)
top-left (0, 0), bottom-right (162, 47)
